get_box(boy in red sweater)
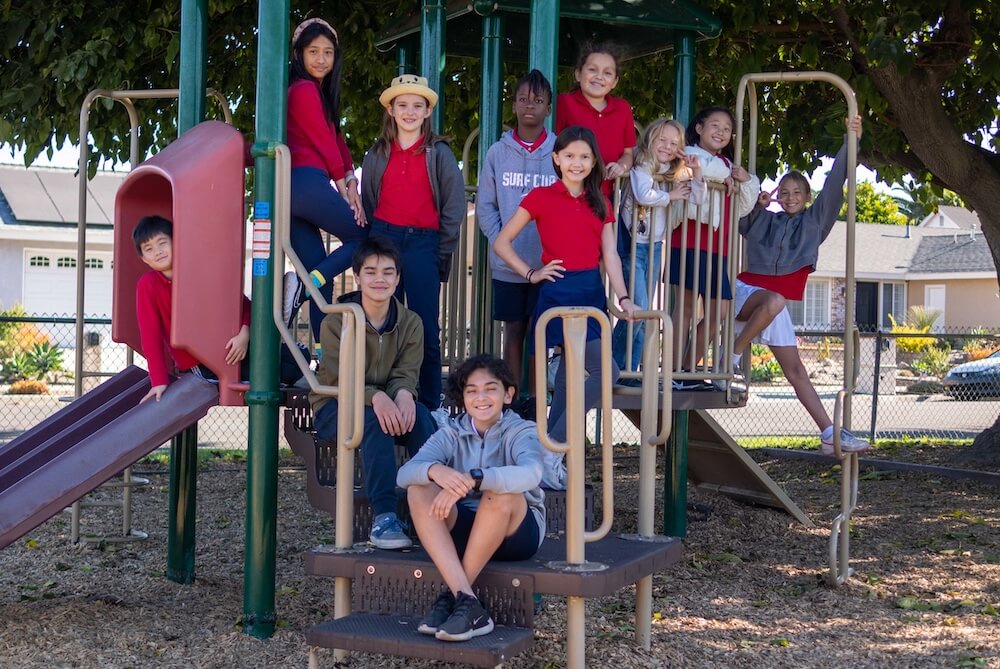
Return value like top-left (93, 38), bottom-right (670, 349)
top-left (133, 216), bottom-right (250, 403)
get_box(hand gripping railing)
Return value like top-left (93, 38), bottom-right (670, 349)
top-left (828, 389), bottom-right (860, 586)
top-left (735, 71), bottom-right (862, 586)
top-left (533, 306), bottom-right (614, 669)
top-left (270, 144), bottom-right (366, 651)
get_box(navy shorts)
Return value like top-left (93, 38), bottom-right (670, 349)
top-left (530, 269), bottom-right (606, 353)
top-left (668, 247), bottom-right (733, 299)
top-left (492, 279), bottom-right (540, 322)
top-left (450, 500), bottom-right (540, 562)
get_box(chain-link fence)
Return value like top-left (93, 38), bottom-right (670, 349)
top-left (3, 315), bottom-right (999, 450)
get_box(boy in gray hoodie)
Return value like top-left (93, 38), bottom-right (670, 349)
top-left (397, 354), bottom-right (545, 642)
top-left (476, 70), bottom-right (557, 415)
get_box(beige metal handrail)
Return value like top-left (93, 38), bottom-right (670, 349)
top-left (734, 71), bottom-right (862, 587)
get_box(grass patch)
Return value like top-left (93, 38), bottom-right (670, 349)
top-left (139, 447), bottom-right (295, 467)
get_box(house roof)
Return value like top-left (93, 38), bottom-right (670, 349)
top-left (0, 164), bottom-right (125, 226)
top-left (909, 233), bottom-right (994, 274)
top-left (918, 205), bottom-right (979, 230)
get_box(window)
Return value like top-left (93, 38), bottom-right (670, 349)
top-left (84, 258), bottom-right (104, 269)
top-left (57, 257), bottom-right (77, 268)
top-left (29, 256), bottom-right (50, 267)
top-left (880, 282), bottom-right (905, 329)
top-left (787, 279), bottom-right (831, 331)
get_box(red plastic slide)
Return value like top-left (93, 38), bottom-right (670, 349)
top-left (0, 366), bottom-right (218, 550)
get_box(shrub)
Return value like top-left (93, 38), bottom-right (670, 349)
top-left (888, 313), bottom-right (936, 353)
top-left (25, 342), bottom-right (64, 379)
top-left (8, 379), bottom-right (49, 395)
top-left (910, 346), bottom-right (951, 377)
top-left (905, 379), bottom-right (944, 395)
top-left (2, 352), bottom-right (32, 382)
top-left (966, 346), bottom-right (1000, 362)
top-left (750, 344), bottom-right (784, 382)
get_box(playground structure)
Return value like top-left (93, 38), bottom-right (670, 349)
top-left (0, 1), bottom-right (873, 668)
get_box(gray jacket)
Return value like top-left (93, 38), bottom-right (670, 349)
top-left (476, 131), bottom-right (557, 283)
top-left (396, 409), bottom-right (546, 546)
top-left (739, 142), bottom-right (849, 275)
top-left (361, 138), bottom-right (467, 281)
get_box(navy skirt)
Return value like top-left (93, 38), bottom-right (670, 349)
top-left (668, 247), bottom-right (733, 299)
top-left (530, 269), bottom-right (606, 353)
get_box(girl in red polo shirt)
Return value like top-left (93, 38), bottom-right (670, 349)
top-left (493, 126), bottom-right (636, 489)
top-left (285, 18), bottom-right (368, 338)
top-left (555, 43), bottom-right (636, 198)
top-left (360, 75), bottom-right (466, 411)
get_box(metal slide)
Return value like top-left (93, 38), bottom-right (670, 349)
top-left (0, 366), bottom-right (219, 550)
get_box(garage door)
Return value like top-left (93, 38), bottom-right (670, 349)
top-left (22, 250), bottom-right (114, 320)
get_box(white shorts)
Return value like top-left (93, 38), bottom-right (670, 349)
top-left (733, 279), bottom-right (798, 348)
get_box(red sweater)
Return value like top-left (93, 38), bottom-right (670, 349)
top-left (136, 270), bottom-right (251, 387)
top-left (287, 79), bottom-right (354, 180)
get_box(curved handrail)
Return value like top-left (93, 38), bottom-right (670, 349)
top-left (271, 144), bottom-right (365, 449)
top-left (534, 307), bottom-right (615, 549)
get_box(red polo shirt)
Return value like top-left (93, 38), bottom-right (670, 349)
top-left (136, 270), bottom-right (251, 387)
top-left (373, 138), bottom-right (439, 230)
top-left (556, 89), bottom-right (636, 196)
top-left (287, 79), bottom-right (354, 180)
top-left (738, 266), bottom-right (812, 301)
top-left (520, 181), bottom-right (614, 271)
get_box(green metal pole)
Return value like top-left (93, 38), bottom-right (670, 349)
top-left (673, 31), bottom-right (696, 126)
top-left (396, 37), bottom-right (416, 76)
top-left (421, 0), bottom-right (446, 132)
top-left (663, 410), bottom-right (689, 537)
top-left (166, 0), bottom-right (208, 585)
top-left (470, 9), bottom-right (503, 356)
top-left (243, 0), bottom-right (288, 639)
top-left (529, 0), bottom-right (559, 129)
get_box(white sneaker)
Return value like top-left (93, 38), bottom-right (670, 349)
top-left (820, 428), bottom-right (871, 456)
top-left (282, 271), bottom-right (304, 327)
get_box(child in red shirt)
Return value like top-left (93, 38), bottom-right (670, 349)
top-left (493, 126), bottom-right (636, 489)
top-left (133, 216), bottom-right (250, 403)
top-left (556, 43), bottom-right (636, 199)
top-left (360, 75), bottom-right (466, 411)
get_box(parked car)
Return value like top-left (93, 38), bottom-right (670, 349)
top-left (943, 349), bottom-right (1000, 399)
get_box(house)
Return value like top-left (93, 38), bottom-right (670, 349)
top-left (918, 205), bottom-right (980, 231)
top-left (792, 219), bottom-right (998, 332)
top-left (0, 164), bottom-right (122, 318)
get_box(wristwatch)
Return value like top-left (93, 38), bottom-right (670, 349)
top-left (469, 468), bottom-right (484, 492)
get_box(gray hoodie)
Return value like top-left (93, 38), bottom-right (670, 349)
top-left (739, 142), bottom-right (849, 275)
top-left (396, 409), bottom-right (546, 546)
top-left (476, 130), bottom-right (557, 283)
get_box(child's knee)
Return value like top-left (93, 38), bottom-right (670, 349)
top-left (406, 483), bottom-right (438, 507)
top-left (765, 293), bottom-right (786, 317)
top-left (479, 491), bottom-right (519, 512)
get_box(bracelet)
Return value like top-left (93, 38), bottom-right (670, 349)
top-left (344, 172), bottom-right (358, 185)
top-left (525, 268), bottom-right (535, 282)
top-left (619, 295), bottom-right (631, 306)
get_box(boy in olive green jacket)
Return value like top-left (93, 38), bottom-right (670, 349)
top-left (311, 236), bottom-right (437, 550)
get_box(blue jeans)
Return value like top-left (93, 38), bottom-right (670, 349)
top-left (371, 222), bottom-right (442, 410)
top-left (290, 167), bottom-right (369, 339)
top-left (314, 398), bottom-right (436, 517)
top-left (612, 241), bottom-right (662, 371)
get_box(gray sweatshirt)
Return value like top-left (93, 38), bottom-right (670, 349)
top-left (396, 409), bottom-right (546, 545)
top-left (476, 130), bottom-right (557, 283)
top-left (739, 142), bottom-right (849, 275)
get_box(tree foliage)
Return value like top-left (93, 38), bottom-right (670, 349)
top-left (839, 182), bottom-right (907, 226)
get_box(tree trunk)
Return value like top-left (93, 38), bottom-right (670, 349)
top-left (957, 412), bottom-right (1000, 467)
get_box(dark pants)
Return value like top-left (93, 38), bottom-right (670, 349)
top-left (290, 167), bottom-right (369, 339)
top-left (372, 221), bottom-right (442, 410)
top-left (314, 398), bottom-right (437, 517)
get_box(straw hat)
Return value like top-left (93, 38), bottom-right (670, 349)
top-left (378, 74), bottom-right (439, 110)
top-left (292, 18), bottom-right (338, 46)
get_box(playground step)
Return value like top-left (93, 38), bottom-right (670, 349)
top-left (305, 533), bottom-right (683, 598)
top-left (307, 613), bottom-right (534, 667)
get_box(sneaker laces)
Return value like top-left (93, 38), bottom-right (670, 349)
top-left (372, 514), bottom-right (408, 535)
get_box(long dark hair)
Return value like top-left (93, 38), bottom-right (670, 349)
top-left (685, 106), bottom-right (736, 161)
top-left (289, 22), bottom-right (343, 129)
top-left (373, 107), bottom-right (443, 158)
top-left (552, 126), bottom-right (607, 222)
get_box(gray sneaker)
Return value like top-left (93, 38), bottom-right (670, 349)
top-left (369, 512), bottom-right (412, 550)
top-left (821, 428), bottom-right (871, 456)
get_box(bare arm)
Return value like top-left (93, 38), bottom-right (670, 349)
top-left (493, 207), bottom-right (564, 283)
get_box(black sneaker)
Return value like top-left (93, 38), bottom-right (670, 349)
top-left (434, 592), bottom-right (494, 642)
top-left (417, 589), bottom-right (455, 635)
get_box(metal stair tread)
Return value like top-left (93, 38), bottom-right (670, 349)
top-left (305, 533), bottom-right (683, 598)
top-left (306, 612), bottom-right (534, 667)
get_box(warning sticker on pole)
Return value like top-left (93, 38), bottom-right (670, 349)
top-left (252, 218), bottom-right (271, 260)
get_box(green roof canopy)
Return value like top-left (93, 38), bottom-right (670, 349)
top-left (376, 0), bottom-right (721, 64)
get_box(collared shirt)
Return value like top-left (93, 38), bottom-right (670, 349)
top-left (519, 181), bottom-right (614, 270)
top-left (512, 128), bottom-right (548, 153)
top-left (556, 89), bottom-right (636, 197)
top-left (374, 137), bottom-right (439, 230)
top-left (287, 79), bottom-right (354, 179)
